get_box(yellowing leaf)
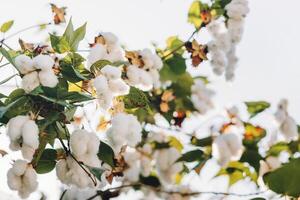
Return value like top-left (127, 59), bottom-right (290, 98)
top-left (68, 82), bottom-right (82, 92)
top-left (175, 173), bottom-right (183, 184)
top-left (188, 1), bottom-right (202, 28)
top-left (168, 136), bottom-right (183, 151)
top-left (0, 20), bottom-right (14, 33)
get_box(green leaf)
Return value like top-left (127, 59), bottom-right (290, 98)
top-left (191, 136), bottom-right (213, 147)
top-left (35, 149), bottom-right (57, 174)
top-left (62, 19), bottom-right (87, 52)
top-left (69, 23), bottom-right (86, 51)
top-left (0, 20), bottom-right (14, 33)
top-left (61, 92), bottom-right (94, 103)
top-left (88, 166), bottom-right (105, 181)
top-left (124, 87), bottom-right (151, 112)
top-left (240, 149), bottom-right (262, 172)
top-left (165, 54), bottom-right (186, 75)
top-left (140, 175), bottom-right (161, 188)
top-left (50, 34), bottom-right (71, 53)
top-left (0, 47), bottom-right (18, 71)
top-left (263, 158), bottom-right (300, 197)
top-left (90, 60), bottom-right (112, 74)
top-left (245, 101), bottom-right (270, 118)
top-left (177, 149), bottom-right (204, 162)
top-left (166, 36), bottom-right (184, 55)
top-left (97, 141), bottom-right (115, 167)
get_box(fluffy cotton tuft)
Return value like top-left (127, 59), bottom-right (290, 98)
top-left (154, 147), bottom-right (183, 184)
top-left (107, 113), bottom-right (142, 153)
top-left (93, 66), bottom-right (129, 110)
top-left (6, 115), bottom-right (40, 161)
top-left (38, 70), bottom-right (59, 88)
top-left (7, 160), bottom-right (38, 199)
top-left (212, 133), bottom-right (243, 166)
top-left (15, 55), bottom-right (35, 74)
top-left (33, 54), bottom-right (55, 71)
top-left (191, 79), bottom-right (214, 114)
top-left (22, 71), bottom-right (40, 92)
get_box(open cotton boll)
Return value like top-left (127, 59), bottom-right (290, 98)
top-left (21, 144), bottom-right (36, 161)
top-left (33, 54), bottom-right (54, 71)
top-left (14, 55), bottom-right (35, 74)
top-left (101, 32), bottom-right (118, 46)
top-left (212, 133), bottom-right (243, 166)
top-left (105, 47), bottom-right (124, 62)
top-left (225, 2), bottom-right (249, 19)
top-left (87, 44), bottom-right (108, 68)
top-left (38, 69), bottom-right (59, 88)
top-left (22, 71), bottom-right (40, 92)
top-left (94, 75), bottom-right (109, 91)
top-left (70, 130), bottom-right (90, 157)
top-left (7, 115), bottom-right (29, 141)
top-left (7, 160), bottom-right (38, 199)
top-left (100, 65), bottom-right (122, 80)
top-left (97, 90), bottom-right (114, 110)
top-left (21, 120), bottom-right (39, 149)
top-left (280, 116), bottom-right (298, 142)
top-left (126, 65), bottom-right (142, 85)
top-left (108, 79), bottom-right (129, 95)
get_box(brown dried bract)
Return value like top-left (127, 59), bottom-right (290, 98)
top-left (89, 35), bottom-right (106, 47)
top-left (185, 39), bottom-right (208, 67)
top-left (125, 51), bottom-right (144, 67)
top-left (50, 4), bottom-right (66, 25)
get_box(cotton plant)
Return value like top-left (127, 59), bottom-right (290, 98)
top-left (0, 0), bottom-right (299, 199)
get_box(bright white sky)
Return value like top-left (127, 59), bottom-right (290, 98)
top-left (0, 0), bottom-right (300, 199)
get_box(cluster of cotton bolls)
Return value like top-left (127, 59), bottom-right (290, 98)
top-left (154, 147), bottom-right (183, 184)
top-left (106, 112), bottom-right (142, 153)
top-left (15, 54), bottom-right (58, 92)
top-left (123, 145), bottom-right (152, 182)
top-left (7, 160), bottom-right (38, 199)
top-left (94, 65), bottom-right (129, 110)
top-left (126, 49), bottom-right (163, 91)
top-left (6, 115), bottom-right (39, 161)
top-left (56, 129), bottom-right (102, 188)
top-left (190, 79), bottom-right (214, 114)
top-left (274, 99), bottom-right (298, 142)
top-left (87, 32), bottom-right (124, 68)
top-left (212, 133), bottom-right (243, 166)
top-left (206, 0), bottom-right (249, 80)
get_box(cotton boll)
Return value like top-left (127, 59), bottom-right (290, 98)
top-left (207, 20), bottom-right (223, 38)
top-left (70, 130), bottom-right (90, 157)
top-left (225, 2), bottom-right (249, 19)
top-left (7, 169), bottom-right (22, 190)
top-left (101, 32), bottom-right (118, 46)
top-left (7, 115), bottom-right (29, 141)
top-left (139, 70), bottom-right (153, 90)
top-left (11, 160), bottom-right (28, 176)
top-left (126, 65), bottom-right (141, 85)
top-left (56, 159), bottom-right (69, 184)
top-left (21, 120), bottom-right (39, 149)
top-left (280, 116), bottom-right (298, 142)
top-left (23, 167), bottom-right (38, 192)
top-left (97, 90), bottom-right (114, 110)
top-left (38, 69), bottom-right (58, 88)
top-left (94, 75), bottom-right (109, 91)
top-left (87, 44), bottom-right (108, 68)
top-left (212, 133), bottom-right (243, 166)
top-left (22, 71), bottom-right (40, 92)
top-left (87, 133), bottom-right (100, 155)
top-left (108, 79), bottom-right (129, 95)
top-left (149, 69), bottom-right (161, 89)
top-left (105, 47), bottom-right (124, 62)
top-left (15, 55), bottom-right (35, 74)
top-left (210, 50), bottom-right (227, 72)
top-left (21, 144), bottom-right (36, 161)
top-left (33, 54), bottom-right (54, 71)
top-left (100, 65), bottom-right (122, 80)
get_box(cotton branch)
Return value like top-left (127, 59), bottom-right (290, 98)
top-left (86, 183), bottom-right (266, 200)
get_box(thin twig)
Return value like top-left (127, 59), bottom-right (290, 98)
top-left (161, 28), bottom-right (199, 60)
top-left (3, 22), bottom-right (52, 41)
top-left (86, 183), bottom-right (266, 200)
